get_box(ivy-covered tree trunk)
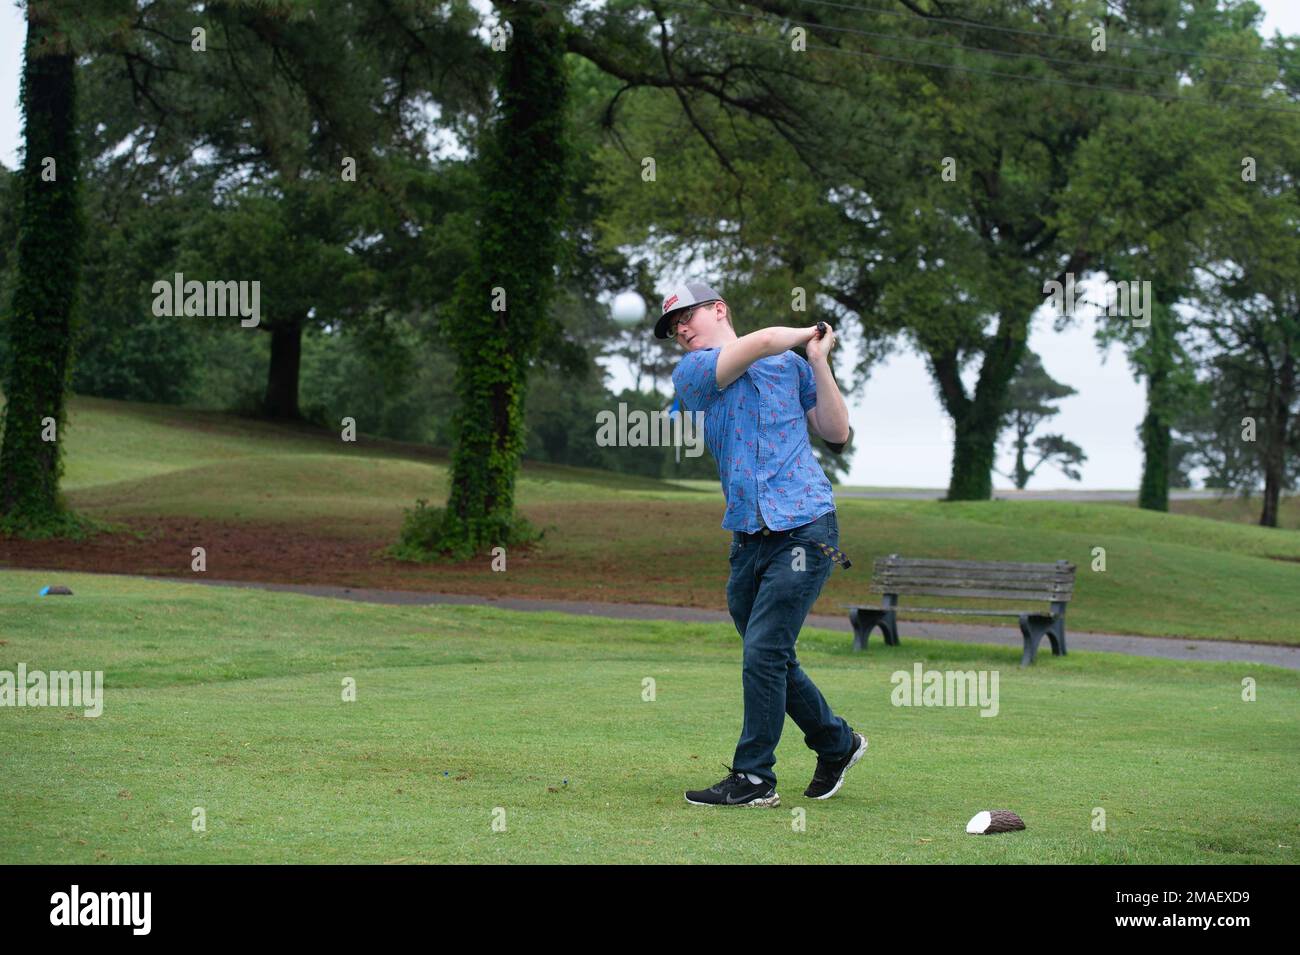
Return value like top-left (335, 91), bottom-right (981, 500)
top-left (264, 318), bottom-right (304, 420)
top-left (1136, 402), bottom-right (1171, 511)
top-left (427, 3), bottom-right (571, 558)
top-left (0, 3), bottom-right (84, 534)
top-left (947, 404), bottom-right (1010, 501)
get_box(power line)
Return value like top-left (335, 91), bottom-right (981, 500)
top-left (638, 0), bottom-right (1273, 92)
top-left (766, 0), bottom-right (1287, 68)
top-left (529, 1), bottom-right (1299, 116)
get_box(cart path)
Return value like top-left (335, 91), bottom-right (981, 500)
top-left (128, 574), bottom-right (1300, 671)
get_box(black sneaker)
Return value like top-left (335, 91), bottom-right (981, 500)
top-left (804, 732), bottom-right (868, 799)
top-left (685, 766), bottom-right (780, 807)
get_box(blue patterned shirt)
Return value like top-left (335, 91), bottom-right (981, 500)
top-left (672, 347), bottom-right (836, 532)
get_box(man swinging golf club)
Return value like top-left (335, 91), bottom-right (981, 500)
top-left (657, 281), bottom-right (868, 807)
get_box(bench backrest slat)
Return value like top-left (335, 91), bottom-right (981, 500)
top-left (878, 557), bottom-right (1071, 573)
top-left (873, 585), bottom-right (1074, 600)
top-left (871, 555), bottom-right (1076, 603)
top-left (874, 569), bottom-right (1071, 586)
top-left (872, 585), bottom-right (1072, 602)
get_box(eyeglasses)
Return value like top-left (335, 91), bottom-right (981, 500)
top-left (670, 301), bottom-right (719, 341)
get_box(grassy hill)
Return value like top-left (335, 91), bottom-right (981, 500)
top-left (0, 394), bottom-right (1297, 644)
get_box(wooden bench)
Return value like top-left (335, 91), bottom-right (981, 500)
top-left (843, 555), bottom-right (1077, 666)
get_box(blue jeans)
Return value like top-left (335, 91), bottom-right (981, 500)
top-left (725, 508), bottom-right (853, 787)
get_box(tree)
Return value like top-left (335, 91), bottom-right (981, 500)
top-left (404, 1), bottom-right (574, 559)
top-left (855, 0), bottom-right (1243, 502)
top-left (1175, 29), bottom-right (1298, 526)
top-left (1060, 102), bottom-right (1238, 511)
top-left (1056, 5), bottom-right (1295, 512)
top-left (577, 0), bottom-right (1291, 505)
top-left (0, 0), bottom-right (90, 535)
top-left (175, 179), bottom-right (384, 419)
top-left (76, 0), bottom-right (492, 420)
top-left (1186, 262), bottom-right (1299, 525)
top-left (1172, 344), bottom-right (1297, 505)
top-left (993, 351), bottom-right (1084, 488)
top-left (69, 167), bottom-right (210, 404)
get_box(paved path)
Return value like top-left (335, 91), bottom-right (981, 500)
top-left (141, 575), bottom-right (1300, 671)
top-left (832, 488), bottom-right (1251, 502)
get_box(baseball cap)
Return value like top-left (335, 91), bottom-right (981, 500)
top-left (654, 281), bottom-right (725, 339)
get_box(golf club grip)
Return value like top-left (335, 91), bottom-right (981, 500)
top-left (816, 321), bottom-right (827, 339)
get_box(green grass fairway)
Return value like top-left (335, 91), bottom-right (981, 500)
top-left (2, 571), bottom-right (1296, 864)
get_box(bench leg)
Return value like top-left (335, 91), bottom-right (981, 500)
top-left (1051, 604), bottom-right (1068, 657)
top-left (849, 608), bottom-right (898, 651)
top-left (1018, 614), bottom-right (1062, 666)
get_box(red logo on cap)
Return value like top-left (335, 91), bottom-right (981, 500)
top-left (663, 294), bottom-right (678, 313)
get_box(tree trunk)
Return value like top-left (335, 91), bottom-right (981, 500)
top-left (1259, 350), bottom-right (1295, 528)
top-left (936, 312), bottom-right (1029, 501)
top-left (436, 3), bottom-right (570, 557)
top-left (0, 6), bottom-right (82, 531)
top-left (947, 408), bottom-right (1005, 500)
top-left (1260, 452), bottom-right (1280, 527)
top-left (1013, 417), bottom-right (1030, 489)
top-left (263, 320), bottom-right (304, 420)
top-left (1138, 301), bottom-right (1174, 512)
top-left (1136, 402), bottom-right (1171, 511)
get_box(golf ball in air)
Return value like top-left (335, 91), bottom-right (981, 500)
top-left (611, 291), bottom-right (647, 325)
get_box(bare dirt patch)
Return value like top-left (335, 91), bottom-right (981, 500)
top-left (0, 501), bottom-right (734, 610)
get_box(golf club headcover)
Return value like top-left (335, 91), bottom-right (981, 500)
top-left (966, 810), bottom-right (1026, 834)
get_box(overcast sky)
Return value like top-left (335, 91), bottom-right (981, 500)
top-left (0, 1), bottom-right (1294, 489)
